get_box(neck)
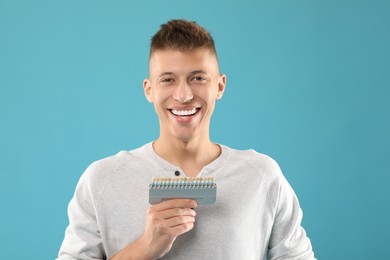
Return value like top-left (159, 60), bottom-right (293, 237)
top-left (153, 137), bottom-right (220, 177)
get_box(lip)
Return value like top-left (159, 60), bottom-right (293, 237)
top-left (168, 105), bottom-right (200, 110)
top-left (167, 107), bottom-right (201, 123)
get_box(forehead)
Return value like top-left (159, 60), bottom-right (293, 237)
top-left (149, 48), bottom-right (219, 77)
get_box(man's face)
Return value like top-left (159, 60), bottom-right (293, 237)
top-left (144, 47), bottom-right (226, 143)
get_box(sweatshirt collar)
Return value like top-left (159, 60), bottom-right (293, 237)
top-left (143, 142), bottom-right (231, 176)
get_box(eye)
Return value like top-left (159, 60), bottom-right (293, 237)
top-left (191, 76), bottom-right (206, 82)
top-left (160, 78), bottom-right (174, 84)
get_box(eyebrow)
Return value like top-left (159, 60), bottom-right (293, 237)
top-left (158, 72), bottom-right (175, 78)
top-left (189, 70), bottom-right (208, 75)
top-left (158, 70), bottom-right (209, 78)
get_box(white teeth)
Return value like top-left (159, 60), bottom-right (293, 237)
top-left (171, 108), bottom-right (198, 116)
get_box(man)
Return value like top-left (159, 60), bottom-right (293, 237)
top-left (58, 19), bottom-right (316, 260)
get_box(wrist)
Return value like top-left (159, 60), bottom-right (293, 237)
top-left (111, 237), bottom-right (153, 260)
top-left (131, 237), bottom-right (154, 260)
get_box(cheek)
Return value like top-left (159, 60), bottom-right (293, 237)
top-left (199, 88), bottom-right (219, 103)
top-left (152, 90), bottom-right (171, 110)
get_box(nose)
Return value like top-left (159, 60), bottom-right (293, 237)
top-left (173, 81), bottom-right (194, 103)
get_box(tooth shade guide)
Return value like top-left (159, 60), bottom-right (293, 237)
top-left (149, 176), bottom-right (217, 204)
top-left (151, 176), bottom-right (214, 185)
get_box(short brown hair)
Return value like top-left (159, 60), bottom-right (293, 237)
top-left (150, 19), bottom-right (217, 59)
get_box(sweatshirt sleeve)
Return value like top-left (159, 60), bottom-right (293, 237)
top-left (57, 169), bottom-right (106, 259)
top-left (266, 165), bottom-right (316, 260)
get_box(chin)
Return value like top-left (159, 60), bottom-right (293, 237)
top-left (169, 126), bottom-right (196, 139)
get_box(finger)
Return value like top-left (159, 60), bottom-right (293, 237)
top-left (152, 199), bottom-right (197, 211)
top-left (159, 208), bottom-right (196, 219)
top-left (165, 215), bottom-right (196, 228)
top-left (169, 222), bottom-right (195, 237)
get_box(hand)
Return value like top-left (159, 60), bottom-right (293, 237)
top-left (139, 199), bottom-right (197, 259)
top-left (110, 199), bottom-right (197, 260)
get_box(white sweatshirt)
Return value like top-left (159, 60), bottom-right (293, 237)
top-left (58, 143), bottom-right (316, 260)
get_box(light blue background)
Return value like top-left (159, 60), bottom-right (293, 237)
top-left (1, 1), bottom-right (389, 259)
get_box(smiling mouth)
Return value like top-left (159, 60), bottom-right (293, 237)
top-left (169, 108), bottom-right (200, 117)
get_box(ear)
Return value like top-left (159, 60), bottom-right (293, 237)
top-left (216, 74), bottom-right (226, 100)
top-left (143, 79), bottom-right (153, 103)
